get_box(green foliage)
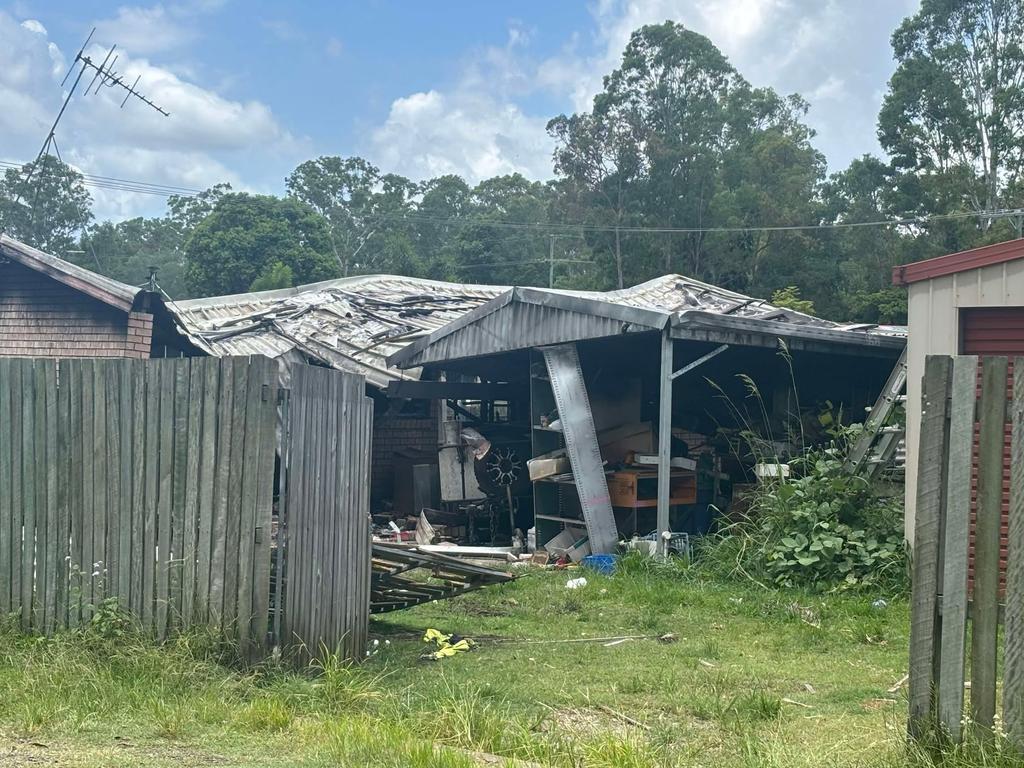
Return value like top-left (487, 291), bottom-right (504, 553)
top-left (183, 193), bottom-right (339, 296)
top-left (705, 443), bottom-right (907, 593)
top-left (769, 286), bottom-right (815, 316)
top-left (0, 156), bottom-right (93, 255)
top-left (248, 261), bottom-right (293, 292)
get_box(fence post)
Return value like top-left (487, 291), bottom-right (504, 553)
top-left (1004, 357), bottom-right (1024, 747)
top-left (972, 356), bottom-right (1008, 742)
top-left (909, 355), bottom-right (953, 741)
top-left (937, 355), bottom-right (977, 740)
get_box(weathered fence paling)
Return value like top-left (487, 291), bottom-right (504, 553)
top-left (0, 356), bottom-right (276, 655)
top-left (280, 363), bottom-right (372, 663)
top-left (909, 354), bottom-right (1024, 748)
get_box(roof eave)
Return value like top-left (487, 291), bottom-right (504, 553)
top-left (893, 237), bottom-right (1024, 286)
top-left (671, 311), bottom-right (906, 356)
top-left (1, 235), bottom-right (140, 312)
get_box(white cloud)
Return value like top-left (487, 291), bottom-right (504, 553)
top-left (370, 90), bottom-right (552, 182)
top-left (366, 27), bottom-right (555, 184)
top-left (0, 9), bottom-right (305, 221)
top-left (93, 5), bottom-right (196, 55)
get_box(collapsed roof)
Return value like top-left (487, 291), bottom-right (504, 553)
top-left (172, 275), bottom-right (508, 387)
top-left (172, 272), bottom-right (905, 387)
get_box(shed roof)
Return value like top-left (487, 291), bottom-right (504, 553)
top-left (893, 238), bottom-right (1024, 285)
top-left (173, 272), bottom-right (906, 386)
top-left (1, 234), bottom-right (144, 312)
top-left (389, 276), bottom-right (907, 369)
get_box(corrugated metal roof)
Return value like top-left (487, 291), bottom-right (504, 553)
top-left (173, 272), bottom-right (905, 386)
top-left (390, 279), bottom-right (907, 368)
top-left (1, 234), bottom-right (143, 312)
top-left (173, 275), bottom-right (509, 387)
top-left (893, 238), bottom-right (1024, 285)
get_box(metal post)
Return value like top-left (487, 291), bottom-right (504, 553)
top-left (657, 328), bottom-right (673, 557)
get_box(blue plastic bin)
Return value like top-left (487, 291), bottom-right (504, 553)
top-left (582, 554), bottom-right (618, 575)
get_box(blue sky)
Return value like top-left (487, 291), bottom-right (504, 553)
top-left (1, 1), bottom-right (919, 221)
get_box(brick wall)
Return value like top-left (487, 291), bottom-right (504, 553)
top-left (0, 261), bottom-right (152, 358)
top-left (371, 400), bottom-right (438, 508)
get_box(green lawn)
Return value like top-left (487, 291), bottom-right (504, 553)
top-left (0, 561), bottom-right (1002, 766)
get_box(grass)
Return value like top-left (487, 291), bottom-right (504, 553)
top-left (0, 561), bottom-right (1017, 767)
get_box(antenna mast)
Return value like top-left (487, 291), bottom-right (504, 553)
top-left (3, 28), bottom-right (169, 228)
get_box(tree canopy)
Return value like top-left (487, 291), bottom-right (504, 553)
top-left (183, 193), bottom-right (339, 296)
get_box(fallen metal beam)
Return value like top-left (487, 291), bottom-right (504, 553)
top-left (670, 344), bottom-right (729, 379)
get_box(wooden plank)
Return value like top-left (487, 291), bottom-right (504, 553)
top-left (324, 370), bottom-right (341, 653)
top-left (155, 360), bottom-right (175, 640)
top-left (30, 361), bottom-right (48, 633)
top-left (103, 361), bottom-right (122, 616)
top-left (55, 359), bottom-right (72, 631)
top-left (308, 368), bottom-right (327, 655)
top-left (91, 359), bottom-right (108, 611)
top-left (972, 355), bottom-right (1008, 742)
top-left (117, 361), bottom-right (133, 608)
top-left (235, 357), bottom-right (263, 656)
top-left (222, 357), bottom-right (249, 639)
top-left (908, 355), bottom-right (953, 741)
top-left (209, 358), bottom-right (235, 630)
top-left (250, 357), bottom-right (277, 660)
top-left (20, 359), bottom-right (37, 630)
top-left (938, 355), bottom-right (977, 739)
top-left (282, 370), bottom-right (305, 654)
top-left (194, 359), bottom-right (219, 625)
top-left (0, 359), bottom-right (12, 616)
top-left (80, 359), bottom-right (96, 616)
top-left (181, 358), bottom-right (203, 628)
top-left (1007, 356), bottom-right (1024, 748)
top-left (170, 359), bottom-right (190, 629)
top-left (9, 361), bottom-right (24, 622)
top-left (271, 384), bottom-right (290, 651)
top-left (42, 360), bottom-right (58, 633)
top-left (141, 361), bottom-right (160, 632)
top-left (66, 361), bottom-right (84, 628)
top-left (129, 360), bottom-right (147, 620)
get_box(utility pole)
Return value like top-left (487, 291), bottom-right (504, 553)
top-left (548, 235), bottom-right (555, 288)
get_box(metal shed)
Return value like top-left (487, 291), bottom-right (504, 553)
top-left (390, 278), bottom-right (905, 553)
top-left (894, 238), bottom-right (1024, 544)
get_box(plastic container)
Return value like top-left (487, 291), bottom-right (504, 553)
top-left (582, 554), bottom-right (618, 575)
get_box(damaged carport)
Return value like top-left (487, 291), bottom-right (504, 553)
top-left (388, 281), bottom-right (906, 557)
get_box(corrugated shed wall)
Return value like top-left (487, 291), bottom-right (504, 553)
top-left (904, 258), bottom-right (1024, 543)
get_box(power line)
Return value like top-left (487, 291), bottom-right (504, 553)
top-left (2, 157), bottom-right (1022, 236)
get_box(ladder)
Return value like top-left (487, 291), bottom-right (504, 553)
top-left (844, 346), bottom-right (908, 481)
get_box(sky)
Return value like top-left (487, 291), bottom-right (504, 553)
top-left (0, 0), bottom-right (920, 222)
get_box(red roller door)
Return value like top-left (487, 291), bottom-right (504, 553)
top-left (961, 307), bottom-right (1024, 593)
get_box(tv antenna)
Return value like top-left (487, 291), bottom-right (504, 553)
top-left (3, 28), bottom-right (169, 227)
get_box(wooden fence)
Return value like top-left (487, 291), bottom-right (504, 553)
top-left (279, 363), bottom-right (372, 663)
top-left (0, 356), bottom-right (277, 657)
top-left (909, 354), bottom-right (1024, 746)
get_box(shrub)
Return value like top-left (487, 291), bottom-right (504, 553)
top-left (701, 441), bottom-right (907, 593)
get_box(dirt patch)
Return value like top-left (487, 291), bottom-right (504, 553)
top-left (0, 738), bottom-right (234, 767)
top-left (537, 707), bottom-right (634, 739)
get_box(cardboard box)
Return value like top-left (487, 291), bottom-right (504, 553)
top-left (528, 456), bottom-right (570, 481)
